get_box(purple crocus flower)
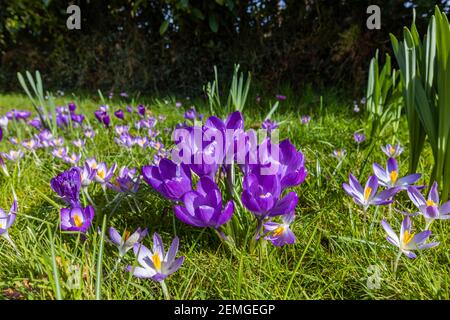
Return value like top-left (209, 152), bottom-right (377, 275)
top-left (108, 167), bottom-right (141, 193)
top-left (137, 104), bottom-right (146, 117)
top-left (275, 94), bottom-right (287, 101)
top-left (175, 102), bottom-right (182, 108)
top-left (63, 152), bottom-right (81, 165)
top-left (241, 173), bottom-right (298, 219)
top-left (51, 147), bottom-right (68, 159)
top-left (342, 174), bottom-right (399, 210)
top-left (246, 139), bottom-right (307, 190)
top-left (79, 163), bottom-right (96, 189)
top-left (108, 227), bottom-right (148, 258)
top-left (30, 118), bottom-right (42, 129)
top-left (1, 150), bottom-right (24, 162)
top-left (373, 157), bottom-right (421, 189)
top-left (114, 109), bottom-right (125, 120)
top-left (72, 138), bottom-right (85, 148)
top-left (407, 182), bottom-right (450, 229)
top-left (68, 102), bottom-right (77, 113)
top-left (142, 158), bottom-right (192, 201)
top-left (71, 113), bottom-right (85, 125)
top-left (126, 105), bottom-right (133, 113)
top-left (300, 115), bottom-right (311, 125)
top-left (184, 107), bottom-right (196, 121)
top-left (0, 199), bottom-right (17, 245)
top-left (94, 108), bottom-right (110, 128)
top-left (135, 136), bottom-right (149, 149)
top-left (7, 109), bottom-right (31, 120)
top-left (115, 133), bottom-right (135, 148)
top-left (128, 233), bottom-right (184, 282)
top-left (94, 162), bottom-right (117, 187)
top-left (120, 92), bottom-right (128, 98)
top-left (261, 119), bottom-right (279, 133)
top-left (115, 125), bottom-right (129, 135)
top-left (22, 139), bottom-right (39, 151)
top-left (50, 167), bottom-right (81, 206)
top-left (381, 216), bottom-right (439, 259)
top-left (381, 143), bottom-right (404, 158)
top-left (263, 212), bottom-right (295, 246)
top-left (174, 176), bottom-right (234, 229)
top-left (84, 129), bottom-right (96, 139)
top-left (60, 205), bottom-right (95, 233)
top-left (353, 132), bottom-right (366, 144)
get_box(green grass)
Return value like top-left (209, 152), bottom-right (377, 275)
top-left (0, 91), bottom-right (448, 300)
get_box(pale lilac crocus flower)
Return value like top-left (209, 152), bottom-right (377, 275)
top-left (381, 143), bottom-right (404, 158)
top-left (108, 227), bottom-right (148, 258)
top-left (128, 233), bottom-right (184, 299)
top-left (381, 216), bottom-right (439, 272)
top-left (263, 212), bottom-right (296, 246)
top-left (342, 175), bottom-right (399, 211)
top-left (1, 150), bottom-right (24, 162)
top-left (407, 182), bottom-right (450, 229)
top-left (373, 157), bottom-right (421, 189)
top-left (0, 199), bottom-right (18, 251)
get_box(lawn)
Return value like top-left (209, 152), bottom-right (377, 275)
top-left (0, 90), bottom-right (448, 300)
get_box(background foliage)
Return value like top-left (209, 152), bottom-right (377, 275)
top-left (0, 0), bottom-right (449, 95)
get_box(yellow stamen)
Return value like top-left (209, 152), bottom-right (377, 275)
top-left (273, 226), bottom-right (284, 237)
top-left (402, 230), bottom-right (414, 245)
top-left (73, 214), bottom-right (83, 227)
top-left (97, 169), bottom-right (105, 179)
top-left (364, 187), bottom-right (372, 200)
top-left (389, 147), bottom-right (396, 155)
top-left (390, 170), bottom-right (398, 183)
top-left (426, 199), bottom-right (436, 207)
top-left (123, 230), bottom-right (130, 241)
top-left (152, 253), bottom-right (162, 271)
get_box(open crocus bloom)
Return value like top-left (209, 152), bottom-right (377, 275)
top-left (241, 172), bottom-right (298, 219)
top-left (60, 205), bottom-right (95, 233)
top-left (342, 174), bottom-right (399, 210)
top-left (0, 199), bottom-right (17, 237)
top-left (381, 216), bottom-right (439, 258)
top-left (142, 158), bottom-right (192, 201)
top-left (373, 157), bottom-right (421, 189)
top-left (407, 182), bottom-right (450, 229)
top-left (108, 227), bottom-right (148, 258)
top-left (94, 162), bottom-right (117, 185)
top-left (174, 176), bottom-right (234, 228)
top-left (263, 212), bottom-right (295, 246)
top-left (128, 233), bottom-right (184, 282)
top-left (381, 143), bottom-right (404, 158)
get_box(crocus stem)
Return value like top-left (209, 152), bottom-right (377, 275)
top-left (83, 189), bottom-right (96, 207)
top-left (3, 233), bottom-right (20, 256)
top-left (393, 250), bottom-right (402, 275)
top-left (160, 280), bottom-right (170, 300)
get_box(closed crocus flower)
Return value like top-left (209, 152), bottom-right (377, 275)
top-left (108, 227), bottom-right (148, 258)
top-left (407, 182), bottom-right (450, 229)
top-left (241, 173), bottom-right (298, 219)
top-left (114, 109), bottom-right (124, 120)
top-left (60, 205), bottom-right (95, 233)
top-left (174, 176), bottom-right (234, 228)
top-left (137, 104), bottom-right (146, 117)
top-left (381, 216), bottom-right (439, 259)
top-left (50, 167), bottom-right (81, 206)
top-left (342, 174), bottom-right (399, 210)
top-left (128, 233), bottom-right (184, 282)
top-left (142, 158), bottom-right (192, 201)
top-left (373, 157), bottom-right (421, 189)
